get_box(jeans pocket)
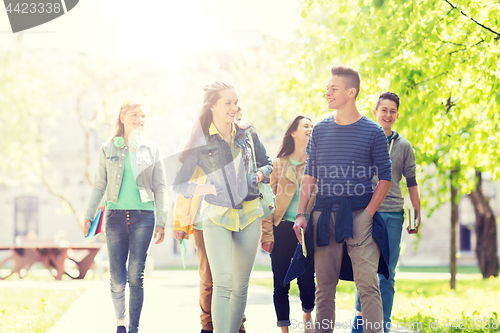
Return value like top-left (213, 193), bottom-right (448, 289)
top-left (138, 210), bottom-right (155, 225)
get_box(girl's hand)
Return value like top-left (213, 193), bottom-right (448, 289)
top-left (261, 241), bottom-right (274, 254)
top-left (83, 220), bottom-right (92, 237)
top-left (155, 226), bottom-right (165, 244)
top-left (255, 171), bottom-right (264, 184)
top-left (173, 231), bottom-right (186, 244)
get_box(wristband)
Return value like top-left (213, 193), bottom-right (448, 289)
top-left (295, 212), bottom-right (306, 219)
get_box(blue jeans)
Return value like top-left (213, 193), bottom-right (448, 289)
top-left (270, 221), bottom-right (315, 327)
top-left (354, 212), bottom-right (404, 333)
top-left (106, 209), bottom-right (155, 333)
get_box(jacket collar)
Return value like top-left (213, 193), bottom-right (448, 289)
top-left (207, 123), bottom-right (249, 143)
top-left (279, 156), bottom-right (306, 185)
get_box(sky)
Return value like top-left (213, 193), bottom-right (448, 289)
top-left (0, 0), bottom-right (302, 68)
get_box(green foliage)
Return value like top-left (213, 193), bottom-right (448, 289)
top-left (0, 47), bottom-right (56, 186)
top-left (0, 288), bottom-right (83, 333)
top-left (280, 0), bottom-right (500, 211)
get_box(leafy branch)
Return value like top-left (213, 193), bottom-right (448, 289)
top-left (444, 0), bottom-right (500, 38)
top-left (447, 38), bottom-right (485, 54)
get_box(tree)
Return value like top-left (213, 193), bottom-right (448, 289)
top-left (0, 36), bottom-right (55, 186)
top-left (279, 0), bottom-right (500, 286)
top-left (468, 170), bottom-right (499, 278)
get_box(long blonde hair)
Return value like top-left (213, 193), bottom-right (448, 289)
top-left (112, 97), bottom-right (151, 139)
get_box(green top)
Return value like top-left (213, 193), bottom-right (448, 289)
top-left (106, 152), bottom-right (155, 211)
top-left (283, 157), bottom-right (302, 222)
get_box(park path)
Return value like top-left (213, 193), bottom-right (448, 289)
top-left (3, 270), bottom-right (424, 332)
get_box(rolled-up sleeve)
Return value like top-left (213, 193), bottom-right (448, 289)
top-left (403, 142), bottom-right (418, 187)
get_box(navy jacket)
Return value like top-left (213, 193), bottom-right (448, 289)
top-left (283, 194), bottom-right (390, 285)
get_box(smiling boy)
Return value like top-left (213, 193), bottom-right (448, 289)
top-left (352, 92), bottom-right (421, 333)
top-left (293, 66), bottom-right (392, 333)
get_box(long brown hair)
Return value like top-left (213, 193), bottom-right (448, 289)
top-left (276, 116), bottom-right (312, 158)
top-left (112, 97), bottom-right (150, 139)
top-left (179, 81), bottom-right (234, 162)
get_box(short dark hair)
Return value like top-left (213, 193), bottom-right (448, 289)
top-left (330, 65), bottom-right (361, 98)
top-left (376, 92), bottom-right (400, 110)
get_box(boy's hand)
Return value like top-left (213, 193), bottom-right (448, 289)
top-left (407, 211), bottom-right (421, 234)
top-left (293, 216), bottom-right (307, 244)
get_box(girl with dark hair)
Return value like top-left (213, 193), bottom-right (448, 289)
top-left (83, 97), bottom-right (168, 333)
top-left (173, 81), bottom-right (272, 333)
top-left (261, 116), bottom-right (316, 333)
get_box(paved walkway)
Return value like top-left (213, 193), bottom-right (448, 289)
top-left (3, 270), bottom-right (423, 333)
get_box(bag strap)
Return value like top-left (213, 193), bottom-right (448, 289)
top-left (247, 130), bottom-right (258, 170)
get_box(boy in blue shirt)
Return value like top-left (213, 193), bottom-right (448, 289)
top-left (294, 66), bottom-right (392, 333)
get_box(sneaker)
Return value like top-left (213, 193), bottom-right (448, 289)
top-left (352, 315), bottom-right (363, 333)
top-left (116, 326), bottom-right (126, 333)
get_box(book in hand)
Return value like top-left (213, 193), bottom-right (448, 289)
top-left (406, 207), bottom-right (417, 231)
top-left (84, 207), bottom-right (104, 245)
top-left (301, 228), bottom-right (307, 258)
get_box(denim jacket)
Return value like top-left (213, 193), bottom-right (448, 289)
top-left (173, 125), bottom-right (272, 209)
top-left (83, 139), bottom-right (168, 228)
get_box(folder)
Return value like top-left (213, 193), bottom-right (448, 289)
top-left (84, 207), bottom-right (104, 244)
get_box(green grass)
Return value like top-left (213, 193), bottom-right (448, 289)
top-left (252, 277), bottom-right (500, 333)
top-left (397, 266), bottom-right (481, 274)
top-left (0, 288), bottom-right (84, 333)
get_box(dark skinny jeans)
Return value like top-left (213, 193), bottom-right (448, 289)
top-left (270, 220), bottom-right (315, 327)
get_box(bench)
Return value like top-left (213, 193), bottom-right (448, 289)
top-left (0, 244), bottom-right (102, 280)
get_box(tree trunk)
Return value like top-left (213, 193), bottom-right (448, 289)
top-left (450, 168), bottom-right (459, 290)
top-left (468, 170), bottom-right (499, 278)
